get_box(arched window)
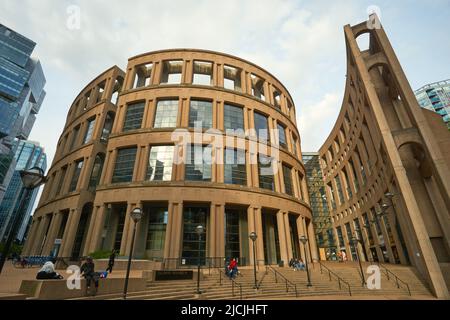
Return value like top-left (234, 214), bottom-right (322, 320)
top-left (88, 153), bottom-right (105, 190)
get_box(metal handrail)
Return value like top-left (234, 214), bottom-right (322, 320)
top-left (318, 261), bottom-right (352, 296)
top-left (265, 265), bottom-right (298, 297)
top-left (377, 262), bottom-right (411, 296)
top-left (217, 268), bottom-right (242, 300)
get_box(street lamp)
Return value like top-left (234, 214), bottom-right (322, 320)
top-left (195, 225), bottom-right (205, 294)
top-left (350, 236), bottom-right (366, 286)
top-left (249, 232), bottom-right (258, 289)
top-left (0, 167), bottom-right (46, 273)
top-left (299, 235), bottom-right (312, 287)
top-left (123, 207), bottom-right (143, 300)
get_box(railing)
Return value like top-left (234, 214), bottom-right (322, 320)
top-left (162, 257), bottom-right (247, 271)
top-left (318, 261), bottom-right (352, 296)
top-left (377, 262), bottom-right (411, 296)
top-left (265, 265), bottom-right (298, 297)
top-left (217, 268), bottom-right (243, 300)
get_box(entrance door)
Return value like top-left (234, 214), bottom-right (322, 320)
top-left (181, 205), bottom-right (209, 265)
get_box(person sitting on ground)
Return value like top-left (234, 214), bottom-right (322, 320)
top-left (289, 258), bottom-right (295, 268)
top-left (36, 259), bottom-right (63, 279)
top-left (80, 256), bottom-right (99, 296)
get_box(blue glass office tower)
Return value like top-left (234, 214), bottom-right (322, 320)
top-left (415, 79), bottom-right (450, 129)
top-left (0, 140), bottom-right (46, 242)
top-left (0, 24), bottom-right (46, 203)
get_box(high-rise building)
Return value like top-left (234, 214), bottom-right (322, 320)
top-left (0, 24), bottom-right (46, 203)
top-left (302, 152), bottom-right (336, 260)
top-left (318, 15), bottom-right (450, 298)
top-left (23, 49), bottom-right (317, 266)
top-left (414, 79), bottom-right (450, 129)
top-left (0, 140), bottom-right (46, 242)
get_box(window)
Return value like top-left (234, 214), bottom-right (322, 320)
top-left (133, 63), bottom-right (153, 88)
top-left (292, 135), bottom-right (298, 156)
top-left (286, 100), bottom-right (293, 118)
top-left (111, 76), bottom-right (123, 104)
top-left (254, 112), bottom-right (269, 142)
top-left (193, 61), bottom-right (212, 85)
top-left (153, 99), bottom-right (178, 128)
top-left (123, 102), bottom-right (145, 131)
top-left (348, 159), bottom-right (359, 192)
top-left (189, 100), bottom-right (212, 129)
top-left (112, 147), bottom-right (137, 183)
top-left (83, 117), bottom-right (96, 144)
top-left (69, 159), bottom-right (84, 192)
top-left (55, 166), bottom-right (67, 196)
top-left (101, 112), bottom-right (115, 142)
top-left (273, 88), bottom-right (282, 109)
top-left (144, 205), bottom-right (168, 258)
top-left (258, 154), bottom-right (274, 191)
top-left (223, 65), bottom-right (242, 91)
top-left (69, 125), bottom-right (80, 150)
top-left (282, 164), bottom-right (293, 196)
top-left (342, 169), bottom-right (352, 199)
top-left (224, 104), bottom-right (244, 131)
top-left (224, 148), bottom-right (246, 186)
top-left (88, 153), bottom-right (105, 190)
top-left (185, 145), bottom-right (212, 181)
top-left (277, 123), bottom-right (287, 149)
top-left (82, 90), bottom-right (91, 111)
top-left (146, 145), bottom-right (174, 181)
top-left (335, 175), bottom-right (344, 204)
top-left (95, 81), bottom-right (105, 104)
top-left (251, 74), bottom-right (265, 101)
top-left (160, 60), bottom-right (183, 84)
top-left (327, 182), bottom-right (336, 210)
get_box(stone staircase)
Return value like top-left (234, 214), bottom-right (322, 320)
top-left (318, 261), bottom-right (432, 297)
top-left (69, 262), bottom-right (436, 300)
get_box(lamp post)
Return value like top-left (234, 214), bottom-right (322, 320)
top-left (0, 167), bottom-right (46, 274)
top-left (123, 207), bottom-right (143, 300)
top-left (195, 225), bottom-right (205, 294)
top-left (299, 235), bottom-right (312, 287)
top-left (249, 232), bottom-right (258, 289)
top-left (350, 236), bottom-right (366, 286)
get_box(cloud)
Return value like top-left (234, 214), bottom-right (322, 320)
top-left (299, 92), bottom-right (342, 152)
top-left (1, 0), bottom-right (449, 169)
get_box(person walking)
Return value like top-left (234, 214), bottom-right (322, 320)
top-left (80, 256), bottom-right (99, 296)
top-left (106, 250), bottom-right (116, 273)
top-left (228, 258), bottom-right (237, 279)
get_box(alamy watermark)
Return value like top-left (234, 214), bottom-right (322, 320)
top-left (66, 5), bottom-right (81, 30)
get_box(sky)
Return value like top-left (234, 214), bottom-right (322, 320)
top-left (1, 0), bottom-right (449, 195)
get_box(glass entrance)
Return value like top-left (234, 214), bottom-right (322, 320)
top-left (181, 205), bottom-right (209, 265)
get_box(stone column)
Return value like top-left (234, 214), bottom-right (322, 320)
top-left (215, 204), bottom-right (225, 259)
top-left (276, 210), bottom-right (288, 264)
top-left (41, 213), bottom-right (62, 255)
top-left (254, 207), bottom-right (265, 266)
top-left (119, 202), bottom-right (135, 256)
top-left (84, 204), bottom-right (106, 254)
top-left (296, 215), bottom-right (306, 262)
top-left (23, 218), bottom-right (40, 255)
top-left (169, 202), bottom-right (184, 259)
top-left (283, 212), bottom-right (293, 261)
top-left (60, 209), bottom-right (80, 257)
top-left (247, 206), bottom-right (256, 265)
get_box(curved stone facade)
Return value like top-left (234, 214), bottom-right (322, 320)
top-left (319, 16), bottom-right (450, 298)
top-left (23, 49), bottom-right (317, 267)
